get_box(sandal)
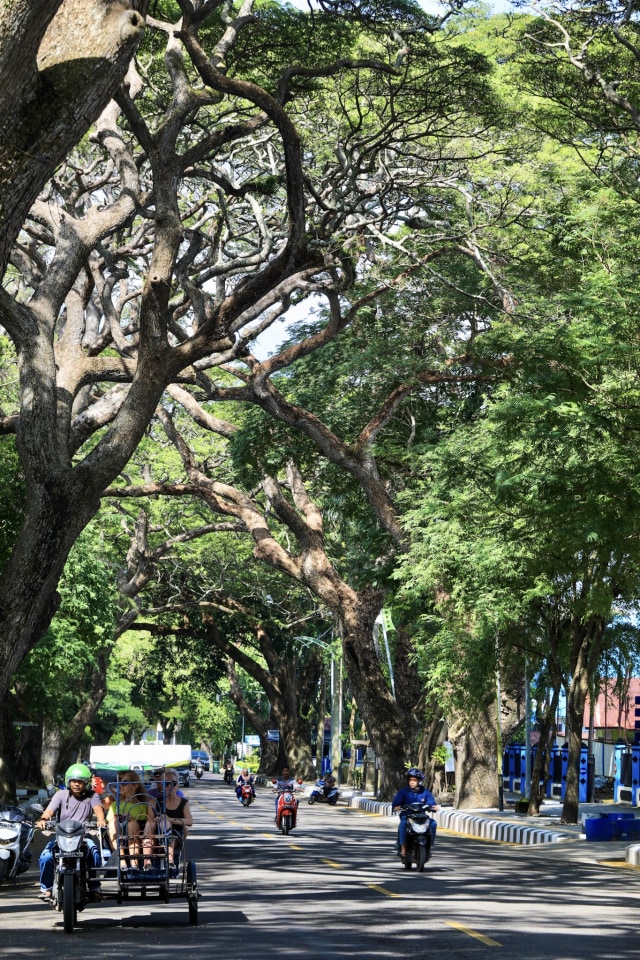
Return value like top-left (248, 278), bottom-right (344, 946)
top-left (37, 890), bottom-right (52, 902)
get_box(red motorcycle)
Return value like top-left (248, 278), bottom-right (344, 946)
top-left (272, 779), bottom-right (302, 835)
top-left (240, 782), bottom-right (254, 807)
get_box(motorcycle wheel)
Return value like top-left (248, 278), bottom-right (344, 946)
top-left (281, 816), bottom-right (291, 835)
top-left (308, 795), bottom-right (317, 805)
top-left (328, 798), bottom-right (338, 806)
top-left (0, 859), bottom-right (8, 884)
top-left (186, 861), bottom-right (198, 926)
top-left (63, 872), bottom-right (76, 933)
top-left (416, 843), bottom-right (427, 873)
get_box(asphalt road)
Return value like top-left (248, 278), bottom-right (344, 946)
top-left (1, 775), bottom-right (639, 959)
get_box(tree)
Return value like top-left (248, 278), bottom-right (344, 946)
top-left (0, 0), bottom-right (146, 273)
top-left (0, 0), bottom-right (493, 798)
top-left (11, 529), bottom-right (118, 784)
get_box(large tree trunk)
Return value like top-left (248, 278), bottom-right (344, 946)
top-left (40, 725), bottom-right (67, 786)
top-left (0, 490), bottom-right (100, 800)
top-left (15, 720), bottom-right (43, 788)
top-left (0, 0), bottom-right (146, 273)
top-left (338, 587), bottom-right (415, 799)
top-left (562, 616), bottom-right (606, 823)
top-left (452, 702), bottom-right (501, 810)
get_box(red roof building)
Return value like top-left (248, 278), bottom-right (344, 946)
top-left (583, 678), bottom-right (640, 738)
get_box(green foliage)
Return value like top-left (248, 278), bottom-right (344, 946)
top-left (14, 527), bottom-right (118, 728)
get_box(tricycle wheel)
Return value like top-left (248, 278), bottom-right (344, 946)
top-left (186, 861), bottom-right (198, 924)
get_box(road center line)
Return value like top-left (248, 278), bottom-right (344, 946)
top-left (446, 920), bottom-right (501, 946)
top-left (366, 883), bottom-right (400, 898)
top-left (322, 859), bottom-right (344, 869)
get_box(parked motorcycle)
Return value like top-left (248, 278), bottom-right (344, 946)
top-left (48, 820), bottom-right (102, 933)
top-left (308, 777), bottom-right (338, 806)
top-left (223, 763), bottom-right (235, 785)
top-left (194, 762), bottom-right (205, 780)
top-left (397, 802), bottom-right (436, 872)
top-left (0, 802), bottom-right (39, 884)
top-left (239, 781), bottom-right (255, 807)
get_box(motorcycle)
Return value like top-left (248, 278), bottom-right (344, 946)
top-left (48, 820), bottom-right (102, 933)
top-left (239, 781), bottom-right (255, 807)
top-left (223, 763), bottom-right (235, 785)
top-left (272, 779), bottom-right (302, 834)
top-left (308, 777), bottom-right (338, 806)
top-left (194, 762), bottom-right (205, 780)
top-left (0, 802), bottom-right (39, 884)
top-left (397, 802), bottom-right (436, 872)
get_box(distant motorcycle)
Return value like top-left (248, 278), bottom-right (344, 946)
top-left (239, 782), bottom-right (254, 807)
top-left (194, 762), bottom-right (204, 780)
top-left (223, 763), bottom-right (235, 785)
top-left (397, 802), bottom-right (436, 872)
top-left (0, 802), bottom-right (39, 884)
top-left (308, 777), bottom-right (338, 806)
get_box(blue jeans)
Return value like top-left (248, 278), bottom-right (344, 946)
top-left (39, 838), bottom-right (101, 892)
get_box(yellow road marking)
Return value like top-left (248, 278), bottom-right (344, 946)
top-left (242, 825), bottom-right (254, 831)
top-left (288, 844), bottom-right (303, 850)
top-left (598, 859), bottom-right (640, 869)
top-left (322, 859), bottom-right (343, 869)
top-left (261, 833), bottom-right (275, 839)
top-left (446, 921), bottom-right (501, 947)
top-left (366, 883), bottom-right (399, 898)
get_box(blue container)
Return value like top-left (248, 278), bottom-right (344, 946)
top-left (584, 817), bottom-right (614, 841)
top-left (585, 813), bottom-right (636, 842)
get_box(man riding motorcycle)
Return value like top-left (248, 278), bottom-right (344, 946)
top-left (391, 767), bottom-right (439, 860)
top-left (272, 765), bottom-right (302, 827)
top-left (36, 763), bottom-right (106, 902)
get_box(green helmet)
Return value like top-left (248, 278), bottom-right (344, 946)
top-left (65, 763), bottom-right (92, 788)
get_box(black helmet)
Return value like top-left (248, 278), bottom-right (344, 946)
top-left (406, 767), bottom-right (424, 782)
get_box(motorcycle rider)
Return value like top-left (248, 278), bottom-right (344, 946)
top-left (391, 767), bottom-right (439, 859)
top-left (235, 767), bottom-right (256, 802)
top-left (322, 771), bottom-right (337, 797)
top-left (273, 765), bottom-right (301, 825)
top-left (36, 763), bottom-right (106, 902)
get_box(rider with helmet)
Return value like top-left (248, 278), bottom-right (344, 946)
top-left (36, 762), bottom-right (106, 902)
top-left (391, 767), bottom-right (439, 859)
top-left (235, 767), bottom-right (256, 802)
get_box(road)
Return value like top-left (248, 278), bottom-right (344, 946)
top-left (1, 775), bottom-right (639, 959)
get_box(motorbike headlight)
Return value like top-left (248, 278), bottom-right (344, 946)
top-left (0, 827), bottom-right (18, 844)
top-left (410, 822), bottom-right (428, 833)
top-left (57, 835), bottom-right (83, 854)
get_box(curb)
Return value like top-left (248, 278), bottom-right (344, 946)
top-left (346, 795), bottom-right (567, 845)
top-left (626, 843), bottom-right (640, 866)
